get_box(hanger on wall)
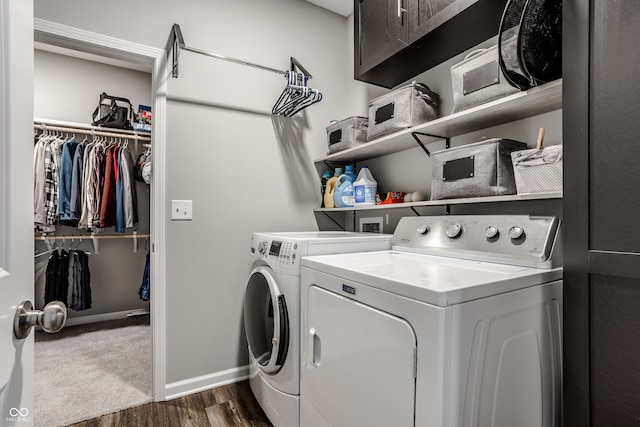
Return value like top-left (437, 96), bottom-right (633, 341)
top-left (166, 24), bottom-right (322, 117)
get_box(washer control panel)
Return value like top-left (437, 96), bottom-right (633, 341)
top-left (253, 238), bottom-right (299, 266)
top-left (399, 215), bottom-right (560, 266)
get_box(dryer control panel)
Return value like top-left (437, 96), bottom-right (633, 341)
top-left (392, 215), bottom-right (561, 269)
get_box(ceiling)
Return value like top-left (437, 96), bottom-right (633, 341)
top-left (304, 0), bottom-right (353, 17)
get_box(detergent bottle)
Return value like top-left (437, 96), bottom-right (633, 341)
top-left (320, 170), bottom-right (332, 208)
top-left (333, 173), bottom-right (354, 207)
top-left (354, 166), bottom-right (377, 205)
top-left (344, 164), bottom-right (357, 183)
top-left (323, 167), bottom-right (343, 209)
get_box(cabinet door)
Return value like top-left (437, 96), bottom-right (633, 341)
top-left (356, 0), bottom-right (409, 75)
top-left (410, 0), bottom-right (468, 41)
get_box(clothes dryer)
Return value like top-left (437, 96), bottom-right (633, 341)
top-left (300, 215), bottom-right (563, 427)
top-left (244, 231), bottom-right (392, 427)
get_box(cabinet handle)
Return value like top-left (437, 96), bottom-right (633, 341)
top-left (398, 0), bottom-right (407, 18)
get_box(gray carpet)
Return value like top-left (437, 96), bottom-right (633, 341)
top-left (34, 316), bottom-right (152, 427)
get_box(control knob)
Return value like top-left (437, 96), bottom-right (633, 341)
top-left (485, 226), bottom-right (499, 239)
top-left (445, 223), bottom-right (463, 239)
top-left (258, 241), bottom-right (268, 255)
top-left (509, 226), bottom-right (525, 240)
top-left (417, 224), bottom-right (430, 235)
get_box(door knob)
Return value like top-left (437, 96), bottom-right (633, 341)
top-left (14, 300), bottom-right (67, 339)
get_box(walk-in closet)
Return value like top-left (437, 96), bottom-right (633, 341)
top-left (32, 44), bottom-right (153, 427)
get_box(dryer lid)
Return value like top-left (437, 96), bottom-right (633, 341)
top-left (302, 250), bottom-right (562, 307)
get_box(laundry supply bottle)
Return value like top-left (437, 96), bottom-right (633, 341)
top-left (333, 173), bottom-right (354, 207)
top-left (323, 167), bottom-right (343, 209)
top-left (354, 166), bottom-right (377, 205)
top-left (345, 164), bottom-right (357, 183)
top-left (320, 170), bottom-right (332, 208)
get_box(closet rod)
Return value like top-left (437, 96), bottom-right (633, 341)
top-left (34, 120), bottom-right (152, 142)
top-left (167, 23), bottom-right (312, 79)
top-left (35, 234), bottom-right (150, 240)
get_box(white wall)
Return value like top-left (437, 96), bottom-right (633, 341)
top-left (34, 0), bottom-right (361, 389)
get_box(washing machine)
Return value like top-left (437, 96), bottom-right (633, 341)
top-left (300, 215), bottom-right (563, 427)
top-left (244, 231), bottom-right (392, 427)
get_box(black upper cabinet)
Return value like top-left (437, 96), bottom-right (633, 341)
top-left (355, 0), bottom-right (508, 88)
top-left (358, 0), bottom-right (409, 73)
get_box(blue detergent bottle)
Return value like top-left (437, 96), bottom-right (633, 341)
top-left (345, 164), bottom-right (357, 183)
top-left (333, 174), bottom-right (354, 207)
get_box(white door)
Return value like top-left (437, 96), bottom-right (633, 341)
top-left (302, 286), bottom-right (417, 427)
top-left (1, 0), bottom-right (36, 424)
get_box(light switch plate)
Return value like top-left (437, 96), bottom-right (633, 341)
top-left (171, 200), bottom-right (193, 220)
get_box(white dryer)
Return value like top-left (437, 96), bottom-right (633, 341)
top-left (300, 215), bottom-right (563, 427)
top-left (244, 231), bottom-right (392, 427)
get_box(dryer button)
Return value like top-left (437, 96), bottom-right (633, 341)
top-left (446, 223), bottom-right (463, 239)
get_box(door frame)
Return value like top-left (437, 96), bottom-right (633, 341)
top-left (33, 18), bottom-right (169, 401)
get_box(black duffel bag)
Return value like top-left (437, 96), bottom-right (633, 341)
top-left (498, 0), bottom-right (562, 91)
top-left (91, 92), bottom-right (134, 130)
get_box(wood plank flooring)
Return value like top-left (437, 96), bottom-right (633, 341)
top-left (67, 380), bottom-right (272, 427)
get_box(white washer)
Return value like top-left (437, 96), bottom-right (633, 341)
top-left (300, 215), bottom-right (563, 427)
top-left (244, 231), bottom-right (392, 427)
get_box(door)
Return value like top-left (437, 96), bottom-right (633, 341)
top-left (243, 266), bottom-right (290, 374)
top-left (564, 0), bottom-right (640, 425)
top-left (1, 0), bottom-right (35, 424)
top-left (302, 286), bottom-right (416, 427)
top-left (356, 0), bottom-right (409, 76)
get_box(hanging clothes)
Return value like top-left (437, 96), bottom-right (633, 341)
top-left (59, 137), bottom-right (79, 226)
top-left (139, 250), bottom-right (150, 302)
top-left (33, 129), bottom-right (140, 233)
top-left (67, 250), bottom-right (92, 311)
top-left (44, 249), bottom-right (69, 305)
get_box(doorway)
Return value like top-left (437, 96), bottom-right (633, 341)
top-left (32, 18), bottom-right (168, 424)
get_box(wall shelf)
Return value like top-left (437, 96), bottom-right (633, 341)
top-left (315, 79), bottom-right (562, 164)
top-left (315, 192), bottom-right (563, 213)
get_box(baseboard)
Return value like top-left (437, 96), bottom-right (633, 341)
top-left (164, 365), bottom-right (250, 401)
top-left (64, 309), bottom-right (149, 327)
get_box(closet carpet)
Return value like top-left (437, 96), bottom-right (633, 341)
top-left (35, 316), bottom-right (152, 427)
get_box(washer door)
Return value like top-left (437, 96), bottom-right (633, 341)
top-left (244, 266), bottom-right (290, 374)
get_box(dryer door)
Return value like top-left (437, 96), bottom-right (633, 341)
top-left (244, 266), bottom-right (290, 374)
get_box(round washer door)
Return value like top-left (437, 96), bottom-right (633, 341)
top-left (244, 266), bottom-right (290, 374)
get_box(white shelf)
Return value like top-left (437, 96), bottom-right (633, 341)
top-left (315, 192), bottom-right (563, 213)
top-left (315, 79), bottom-right (562, 164)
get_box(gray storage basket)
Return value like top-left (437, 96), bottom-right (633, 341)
top-left (326, 116), bottom-right (369, 154)
top-left (511, 145), bottom-right (563, 194)
top-left (367, 82), bottom-right (440, 141)
top-left (431, 138), bottom-right (528, 200)
top-left (450, 45), bottom-right (519, 114)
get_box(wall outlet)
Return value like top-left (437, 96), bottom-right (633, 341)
top-left (359, 217), bottom-right (383, 233)
top-left (171, 200), bottom-right (193, 220)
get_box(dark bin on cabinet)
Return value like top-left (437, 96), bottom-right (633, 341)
top-left (367, 82), bottom-right (440, 141)
top-left (430, 138), bottom-right (528, 200)
top-left (326, 116), bottom-right (369, 154)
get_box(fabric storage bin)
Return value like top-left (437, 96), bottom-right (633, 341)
top-left (511, 145), bottom-right (563, 195)
top-left (430, 138), bottom-right (527, 200)
top-left (326, 116), bottom-right (368, 154)
top-left (450, 45), bottom-right (520, 113)
top-left (367, 82), bottom-right (440, 141)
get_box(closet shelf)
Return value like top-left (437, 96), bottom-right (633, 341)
top-left (314, 192), bottom-right (563, 212)
top-left (315, 79), bottom-right (562, 164)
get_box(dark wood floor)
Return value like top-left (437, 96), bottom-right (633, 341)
top-left (67, 380), bottom-right (273, 427)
